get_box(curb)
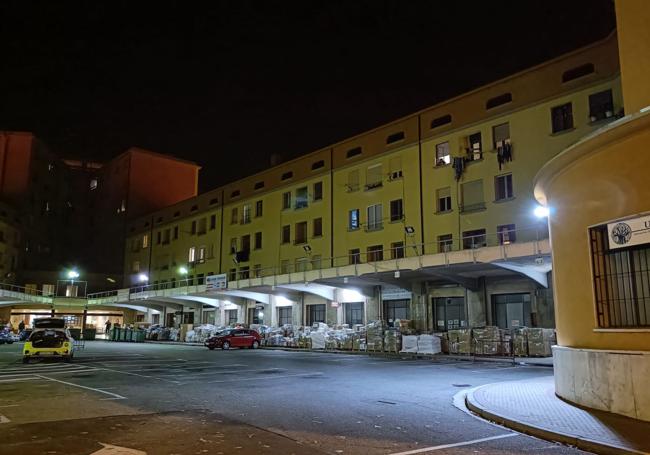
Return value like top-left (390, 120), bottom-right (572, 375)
top-left (465, 387), bottom-right (647, 455)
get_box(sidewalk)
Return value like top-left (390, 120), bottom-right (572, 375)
top-left (465, 376), bottom-right (650, 454)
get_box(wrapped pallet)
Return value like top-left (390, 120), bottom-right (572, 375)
top-left (448, 328), bottom-right (471, 354)
top-left (417, 334), bottom-right (441, 354)
top-left (527, 328), bottom-right (553, 357)
top-left (434, 332), bottom-right (449, 354)
top-left (400, 335), bottom-right (418, 353)
top-left (512, 328), bottom-right (528, 356)
top-left (366, 321), bottom-right (385, 352)
top-left (472, 326), bottom-right (501, 355)
top-left (383, 329), bottom-right (400, 353)
top-left (309, 331), bottom-right (326, 349)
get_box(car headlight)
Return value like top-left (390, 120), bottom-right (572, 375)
top-left (64, 342), bottom-right (70, 348)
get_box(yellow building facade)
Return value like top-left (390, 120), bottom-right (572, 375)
top-left (122, 32), bottom-right (622, 333)
top-left (534, 0), bottom-right (650, 422)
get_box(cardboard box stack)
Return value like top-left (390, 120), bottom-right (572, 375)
top-left (527, 328), bottom-right (555, 357)
top-left (383, 329), bottom-right (400, 353)
top-left (448, 328), bottom-right (472, 354)
top-left (366, 320), bottom-right (385, 352)
top-left (472, 326), bottom-right (501, 355)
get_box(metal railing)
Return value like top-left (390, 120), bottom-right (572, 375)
top-left (88, 224), bottom-right (549, 301)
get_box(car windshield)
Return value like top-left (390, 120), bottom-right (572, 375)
top-left (217, 329), bottom-right (233, 336)
top-left (28, 330), bottom-right (67, 348)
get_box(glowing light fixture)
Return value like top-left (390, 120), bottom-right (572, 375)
top-left (67, 270), bottom-right (80, 279)
top-left (534, 205), bottom-right (550, 218)
top-left (138, 273), bottom-right (149, 282)
top-left (179, 266), bottom-right (189, 275)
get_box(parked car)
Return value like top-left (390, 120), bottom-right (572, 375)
top-left (205, 328), bottom-right (261, 350)
top-left (23, 318), bottom-right (74, 363)
top-left (0, 328), bottom-right (14, 344)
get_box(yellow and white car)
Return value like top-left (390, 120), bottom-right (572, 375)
top-left (23, 318), bottom-right (75, 363)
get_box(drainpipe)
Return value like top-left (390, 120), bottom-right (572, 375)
top-left (417, 115), bottom-right (425, 254)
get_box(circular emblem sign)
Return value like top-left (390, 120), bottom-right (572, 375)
top-left (611, 222), bottom-right (632, 245)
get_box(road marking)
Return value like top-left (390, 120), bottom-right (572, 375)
top-left (0, 377), bottom-right (39, 382)
top-left (91, 443), bottom-right (146, 454)
top-left (34, 374), bottom-right (126, 399)
top-left (0, 404), bottom-right (19, 408)
top-left (207, 372), bottom-right (323, 383)
top-left (93, 366), bottom-right (181, 384)
top-left (387, 433), bottom-right (517, 454)
top-left (127, 363), bottom-right (246, 373)
top-left (0, 414), bottom-right (10, 424)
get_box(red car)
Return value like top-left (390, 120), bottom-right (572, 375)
top-left (205, 328), bottom-right (261, 350)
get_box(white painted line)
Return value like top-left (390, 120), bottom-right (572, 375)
top-left (207, 372), bottom-right (323, 384)
top-left (128, 363), bottom-right (246, 372)
top-left (1, 366), bottom-right (93, 375)
top-left (94, 366), bottom-right (180, 384)
top-left (387, 433), bottom-right (517, 455)
top-left (34, 375), bottom-right (126, 400)
top-left (0, 377), bottom-right (39, 382)
top-left (0, 404), bottom-right (19, 408)
top-left (0, 414), bottom-right (10, 424)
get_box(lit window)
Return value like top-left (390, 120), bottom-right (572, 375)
top-left (188, 246), bottom-right (196, 263)
top-left (295, 187), bottom-right (308, 209)
top-left (90, 179), bottom-right (98, 190)
top-left (349, 209), bottom-right (360, 230)
top-left (242, 204), bottom-right (251, 224)
top-left (435, 142), bottom-right (450, 166)
top-left (142, 234), bottom-right (149, 249)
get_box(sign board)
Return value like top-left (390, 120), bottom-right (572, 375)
top-left (607, 215), bottom-right (650, 250)
top-left (206, 273), bottom-right (227, 291)
top-left (382, 288), bottom-right (412, 301)
top-left (331, 301), bottom-right (340, 308)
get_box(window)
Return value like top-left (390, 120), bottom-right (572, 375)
top-left (254, 181), bottom-right (265, 190)
top-left (367, 245), bottom-right (384, 262)
top-left (253, 264), bottom-right (262, 278)
top-left (255, 200), bottom-right (263, 217)
top-left (463, 229), bottom-right (487, 249)
top-left (241, 235), bottom-right (251, 253)
top-left (229, 268), bottom-right (237, 282)
top-left (173, 226), bottom-right (179, 240)
top-left (295, 257), bottom-right (309, 272)
top-left (191, 220), bottom-right (197, 234)
top-left (198, 246), bottom-right (207, 262)
top-left (142, 234), bottom-right (149, 249)
top-left (495, 174), bottom-right (514, 201)
top-left (230, 207), bottom-right (238, 224)
top-left (589, 89), bottom-right (614, 122)
top-left (295, 221), bottom-right (307, 244)
top-left (346, 302), bottom-right (364, 325)
top-left (313, 181), bottom-right (323, 201)
top-left (230, 238), bottom-right (237, 254)
top-left (190, 204), bottom-right (198, 211)
top-left (280, 259), bottom-right (290, 274)
top-left (349, 248), bottom-right (361, 264)
top-left (467, 132), bottom-right (482, 161)
top-left (230, 190), bottom-right (240, 198)
top-left (278, 307), bottom-right (292, 325)
top-left (349, 209), bottom-right (360, 230)
top-left (311, 255), bottom-right (322, 270)
top-left (209, 197), bottom-right (219, 205)
top-left (226, 309), bottom-right (238, 325)
top-left (282, 192), bottom-right (291, 210)
top-left (210, 214), bottom-right (216, 230)
top-left (391, 241), bottom-right (405, 259)
top-left (311, 160), bottom-right (325, 170)
top-left (430, 114), bottom-right (452, 129)
top-left (242, 204), bottom-right (251, 224)
top-left (492, 122), bottom-right (510, 149)
top-left (163, 229), bottom-right (170, 244)
top-left (346, 146), bottom-right (362, 158)
top-left (281, 225), bottom-right (290, 244)
top-left (390, 199), bottom-right (403, 222)
top-left (295, 187), bottom-right (308, 209)
top-left (188, 246), bottom-right (196, 262)
top-left (307, 304), bottom-right (326, 325)
top-left (254, 232), bottom-right (262, 249)
top-left (460, 179), bottom-right (485, 212)
top-left (438, 234), bottom-right (453, 252)
top-left (365, 164), bottom-right (383, 190)
top-left (347, 169), bottom-right (360, 192)
top-left (551, 102), bottom-right (573, 133)
top-left (435, 142), bottom-right (450, 166)
top-left (562, 63), bottom-right (594, 83)
top-left (156, 231), bottom-right (162, 245)
top-left (90, 178), bottom-right (98, 190)
top-left (132, 260), bottom-right (140, 273)
top-left (366, 204), bottom-right (383, 231)
top-left (312, 217), bottom-right (323, 237)
top-left (590, 225), bottom-right (650, 328)
top-left (386, 131), bottom-right (405, 144)
top-left (497, 224), bottom-right (516, 245)
top-left (437, 187), bottom-right (452, 213)
top-left (281, 171), bottom-right (293, 180)
top-left (486, 92), bottom-right (512, 109)
top-left (384, 300), bottom-right (410, 324)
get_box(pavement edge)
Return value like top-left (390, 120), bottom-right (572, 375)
top-left (464, 387), bottom-right (648, 455)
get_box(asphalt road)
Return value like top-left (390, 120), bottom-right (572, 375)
top-left (0, 342), bottom-right (587, 455)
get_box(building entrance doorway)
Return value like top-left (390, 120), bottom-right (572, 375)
top-left (492, 293), bottom-right (532, 329)
top-left (345, 302), bottom-right (364, 325)
top-left (432, 297), bottom-right (466, 331)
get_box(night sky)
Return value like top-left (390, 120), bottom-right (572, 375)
top-left (1, 1), bottom-right (615, 192)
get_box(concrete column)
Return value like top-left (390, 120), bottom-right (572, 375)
top-left (292, 299), bottom-right (302, 327)
top-left (270, 296), bottom-right (278, 327)
top-left (365, 286), bottom-right (381, 322)
top-left (410, 282), bottom-right (427, 332)
top-left (467, 287), bottom-right (486, 328)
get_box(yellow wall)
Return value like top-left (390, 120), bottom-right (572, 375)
top-left (615, 0), bottom-right (650, 113)
top-left (535, 112), bottom-right (650, 351)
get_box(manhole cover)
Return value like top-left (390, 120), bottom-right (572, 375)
top-left (452, 383), bottom-right (472, 387)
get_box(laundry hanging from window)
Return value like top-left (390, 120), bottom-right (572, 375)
top-left (452, 157), bottom-right (465, 180)
top-left (496, 139), bottom-right (513, 170)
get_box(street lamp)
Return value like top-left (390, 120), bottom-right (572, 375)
top-left (138, 273), bottom-right (148, 283)
top-left (534, 205), bottom-right (550, 218)
top-left (178, 266), bottom-right (188, 275)
top-left (67, 270), bottom-right (80, 280)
